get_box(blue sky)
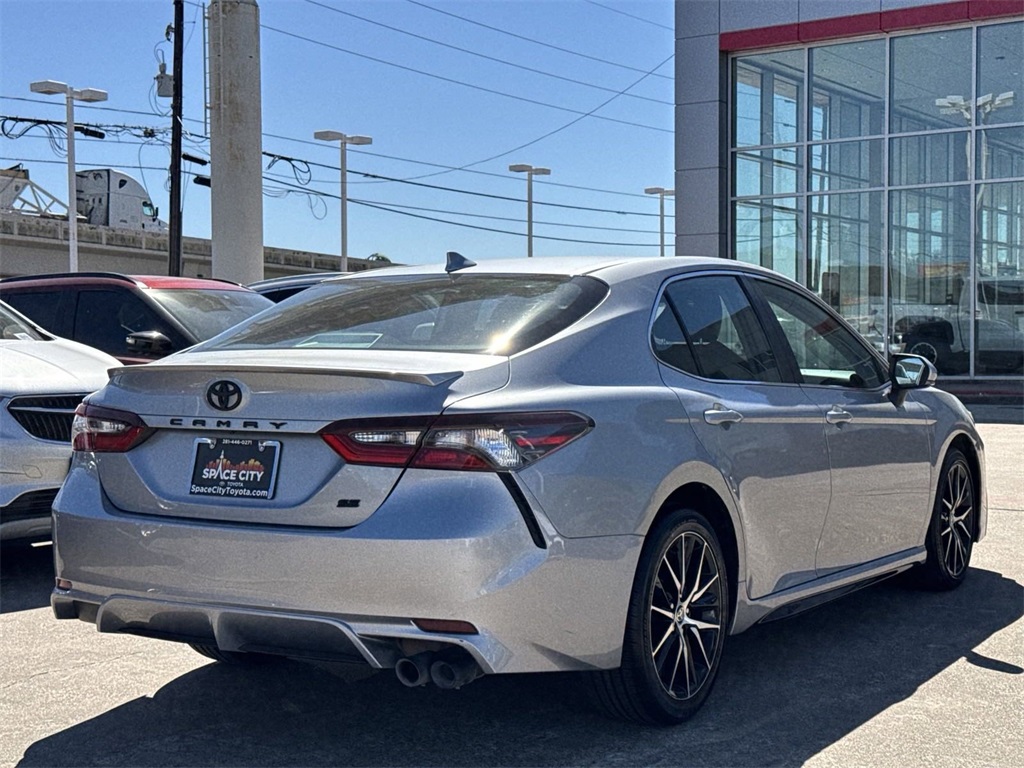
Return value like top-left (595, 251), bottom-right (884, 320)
top-left (0, 0), bottom-right (675, 266)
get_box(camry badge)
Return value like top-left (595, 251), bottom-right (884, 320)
top-left (207, 380), bottom-right (243, 411)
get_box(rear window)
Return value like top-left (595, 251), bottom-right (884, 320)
top-left (0, 289), bottom-right (65, 332)
top-left (978, 280), bottom-right (1024, 306)
top-left (148, 289), bottom-right (273, 341)
top-left (205, 274), bottom-right (608, 355)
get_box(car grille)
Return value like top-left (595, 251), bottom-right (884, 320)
top-left (7, 394), bottom-right (87, 442)
top-left (0, 488), bottom-right (59, 523)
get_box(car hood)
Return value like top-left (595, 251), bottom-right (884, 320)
top-left (0, 339), bottom-right (118, 396)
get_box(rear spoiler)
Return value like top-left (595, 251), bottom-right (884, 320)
top-left (108, 364), bottom-right (463, 388)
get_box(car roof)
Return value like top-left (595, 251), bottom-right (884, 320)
top-left (0, 272), bottom-right (251, 291)
top-left (317, 255), bottom-right (774, 283)
top-left (247, 272), bottom-right (347, 291)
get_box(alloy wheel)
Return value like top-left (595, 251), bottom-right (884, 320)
top-left (648, 530), bottom-right (723, 700)
top-left (940, 459), bottom-right (974, 578)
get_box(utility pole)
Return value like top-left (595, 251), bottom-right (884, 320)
top-left (168, 0), bottom-right (185, 276)
top-left (209, 0), bottom-right (265, 284)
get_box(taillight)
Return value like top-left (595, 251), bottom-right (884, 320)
top-left (320, 412), bottom-right (592, 472)
top-left (320, 418), bottom-right (432, 467)
top-left (71, 403), bottom-right (152, 452)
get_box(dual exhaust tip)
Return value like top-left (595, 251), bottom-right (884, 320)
top-left (394, 651), bottom-right (482, 690)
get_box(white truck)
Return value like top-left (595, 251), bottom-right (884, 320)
top-left (75, 168), bottom-right (166, 231)
top-left (899, 276), bottom-right (1024, 375)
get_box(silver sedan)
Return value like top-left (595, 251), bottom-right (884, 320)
top-left (52, 256), bottom-right (985, 724)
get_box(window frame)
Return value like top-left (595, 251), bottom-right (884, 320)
top-left (742, 273), bottom-right (891, 391)
top-left (650, 270), bottom-right (792, 386)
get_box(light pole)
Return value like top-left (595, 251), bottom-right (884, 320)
top-left (314, 130), bottom-right (372, 273)
top-left (644, 187), bottom-right (675, 257)
top-left (30, 80), bottom-right (108, 272)
top-left (509, 164), bottom-right (550, 258)
top-left (936, 92), bottom-right (1015, 271)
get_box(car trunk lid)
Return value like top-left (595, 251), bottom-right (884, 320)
top-left (89, 350), bottom-right (509, 528)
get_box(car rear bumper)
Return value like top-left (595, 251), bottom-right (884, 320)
top-left (51, 464), bottom-right (642, 674)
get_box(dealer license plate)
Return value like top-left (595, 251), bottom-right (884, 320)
top-left (189, 437), bottom-right (281, 499)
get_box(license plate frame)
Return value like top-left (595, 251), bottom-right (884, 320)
top-left (189, 437), bottom-right (281, 500)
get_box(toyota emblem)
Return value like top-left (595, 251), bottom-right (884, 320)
top-left (207, 380), bottom-right (243, 411)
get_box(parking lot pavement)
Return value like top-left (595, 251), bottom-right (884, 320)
top-left (1, 422), bottom-right (1021, 768)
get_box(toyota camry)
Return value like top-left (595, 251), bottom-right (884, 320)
top-left (52, 255), bottom-right (985, 724)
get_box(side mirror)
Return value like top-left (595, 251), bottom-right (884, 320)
top-left (889, 353), bottom-right (937, 407)
top-left (126, 330), bottom-right (172, 355)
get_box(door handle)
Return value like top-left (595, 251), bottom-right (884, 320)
top-left (704, 404), bottom-right (744, 426)
top-left (825, 406), bottom-right (853, 425)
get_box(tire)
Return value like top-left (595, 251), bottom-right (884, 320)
top-left (918, 449), bottom-right (975, 590)
top-left (590, 510), bottom-right (730, 725)
top-left (189, 643), bottom-right (277, 665)
top-left (906, 335), bottom-right (953, 373)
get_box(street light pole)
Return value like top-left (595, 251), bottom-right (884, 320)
top-left (509, 164), bottom-right (551, 258)
top-left (30, 80), bottom-right (108, 272)
top-left (314, 130), bottom-right (372, 272)
top-left (644, 187), bottom-right (675, 257)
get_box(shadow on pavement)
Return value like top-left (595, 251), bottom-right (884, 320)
top-left (17, 567), bottom-right (1023, 767)
top-left (1, 543), bottom-right (53, 613)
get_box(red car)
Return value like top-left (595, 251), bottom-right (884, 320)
top-left (0, 272), bottom-right (273, 364)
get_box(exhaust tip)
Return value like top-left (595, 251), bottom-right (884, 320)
top-left (394, 652), bottom-right (433, 687)
top-left (429, 652), bottom-right (482, 690)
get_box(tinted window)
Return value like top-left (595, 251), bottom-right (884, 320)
top-left (756, 280), bottom-right (885, 388)
top-left (0, 289), bottom-right (64, 332)
top-left (664, 276), bottom-right (781, 383)
top-left (148, 289), bottom-right (272, 341)
top-left (74, 290), bottom-right (175, 359)
top-left (650, 298), bottom-right (699, 375)
top-left (206, 275), bottom-right (608, 355)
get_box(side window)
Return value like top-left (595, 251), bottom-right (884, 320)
top-left (0, 289), bottom-right (64, 332)
top-left (755, 280), bottom-right (886, 388)
top-left (650, 297), bottom-right (699, 375)
top-left (664, 276), bottom-right (782, 383)
top-left (73, 290), bottom-right (173, 359)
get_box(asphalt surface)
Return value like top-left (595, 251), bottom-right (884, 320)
top-left (1, 410), bottom-right (1021, 767)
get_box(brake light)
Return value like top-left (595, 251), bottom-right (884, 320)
top-left (71, 403), bottom-right (153, 452)
top-left (320, 412), bottom-right (592, 472)
top-left (320, 418), bottom-right (432, 467)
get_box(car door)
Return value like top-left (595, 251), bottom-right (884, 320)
top-left (748, 276), bottom-right (933, 574)
top-left (70, 288), bottom-right (187, 364)
top-left (653, 273), bottom-right (833, 600)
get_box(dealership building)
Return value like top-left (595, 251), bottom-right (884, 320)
top-left (674, 0), bottom-right (1024, 389)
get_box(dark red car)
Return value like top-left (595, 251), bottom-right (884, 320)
top-left (0, 272), bottom-right (273, 364)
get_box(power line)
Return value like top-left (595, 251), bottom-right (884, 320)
top-left (350, 198), bottom-right (662, 247)
top-left (4, 156), bottom-right (669, 248)
top-left (263, 155), bottom-right (667, 217)
top-left (261, 24), bottom-right (671, 134)
top-left (404, 0), bottom-right (673, 81)
top-left (299, 0), bottom-right (671, 106)
top-left (2, 98), bottom-right (670, 201)
top-left (262, 172), bottom-right (669, 232)
top-left (409, 51), bottom-right (674, 178)
top-left (583, 1), bottom-right (674, 32)
top-left (345, 168), bottom-right (664, 217)
top-left (260, 130), bottom-right (661, 200)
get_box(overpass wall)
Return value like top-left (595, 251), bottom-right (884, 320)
top-left (0, 214), bottom-right (378, 279)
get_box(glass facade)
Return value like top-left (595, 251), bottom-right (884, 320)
top-left (731, 21), bottom-right (1024, 378)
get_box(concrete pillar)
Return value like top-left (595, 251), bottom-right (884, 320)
top-left (675, 0), bottom-right (728, 258)
top-left (209, 0), bottom-right (264, 283)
